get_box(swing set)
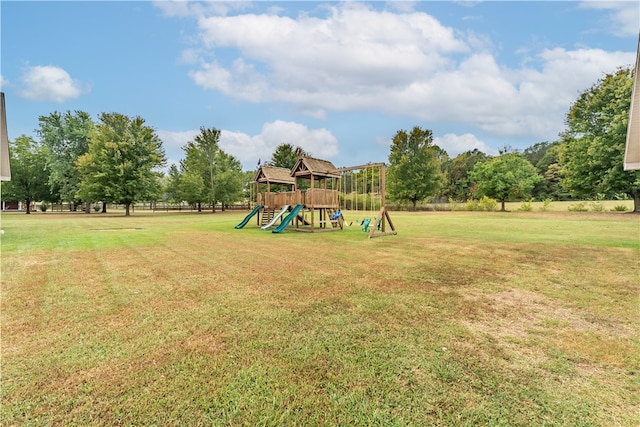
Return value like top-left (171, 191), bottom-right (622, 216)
top-left (336, 162), bottom-right (397, 238)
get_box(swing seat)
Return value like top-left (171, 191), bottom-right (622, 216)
top-left (361, 218), bottom-right (371, 232)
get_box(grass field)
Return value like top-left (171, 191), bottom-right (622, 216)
top-left (1, 209), bottom-right (638, 426)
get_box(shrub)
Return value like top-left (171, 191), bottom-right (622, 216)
top-left (568, 202), bottom-right (588, 212)
top-left (590, 202), bottom-right (605, 212)
top-left (465, 200), bottom-right (480, 211)
top-left (478, 196), bottom-right (497, 212)
top-left (448, 197), bottom-right (460, 212)
top-left (39, 202), bottom-right (49, 212)
top-left (539, 199), bottom-right (552, 212)
top-left (518, 200), bottom-right (533, 212)
top-left (612, 204), bottom-right (628, 212)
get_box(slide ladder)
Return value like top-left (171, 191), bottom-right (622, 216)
top-left (235, 205), bottom-right (263, 229)
top-left (272, 204), bottom-right (305, 233)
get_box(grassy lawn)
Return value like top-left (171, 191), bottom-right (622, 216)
top-left (1, 209), bottom-right (638, 426)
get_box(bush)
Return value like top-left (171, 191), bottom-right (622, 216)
top-left (590, 202), bottom-right (605, 212)
top-left (612, 204), bottom-right (628, 212)
top-left (39, 202), bottom-right (49, 213)
top-left (478, 196), bottom-right (497, 212)
top-left (539, 199), bottom-right (552, 212)
top-left (518, 200), bottom-right (533, 212)
top-left (568, 202), bottom-right (588, 212)
top-left (465, 200), bottom-right (480, 211)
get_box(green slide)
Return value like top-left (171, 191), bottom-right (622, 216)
top-left (235, 205), bottom-right (263, 229)
top-left (272, 204), bottom-right (305, 233)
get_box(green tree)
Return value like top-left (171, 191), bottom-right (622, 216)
top-left (164, 164), bottom-right (183, 204)
top-left (1, 135), bottom-right (50, 214)
top-left (532, 142), bottom-right (568, 200)
top-left (268, 143), bottom-right (309, 169)
top-left (470, 153), bottom-right (542, 211)
top-left (76, 113), bottom-right (166, 216)
top-left (213, 151), bottom-right (243, 211)
top-left (387, 126), bottom-right (444, 210)
top-left (445, 149), bottom-right (489, 201)
top-left (37, 110), bottom-right (94, 210)
top-left (522, 141), bottom-right (553, 169)
top-left (560, 67), bottom-right (640, 211)
top-left (181, 127), bottom-right (221, 212)
top-left (181, 127), bottom-right (245, 211)
top-left (522, 141), bottom-right (557, 200)
top-left (179, 170), bottom-right (207, 209)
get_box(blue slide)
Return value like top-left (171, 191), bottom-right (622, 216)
top-left (272, 204), bottom-right (305, 233)
top-left (235, 205), bottom-right (263, 229)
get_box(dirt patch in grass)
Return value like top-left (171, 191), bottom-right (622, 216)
top-left (464, 289), bottom-right (604, 334)
top-left (459, 288), bottom-right (637, 371)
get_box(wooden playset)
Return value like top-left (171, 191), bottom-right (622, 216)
top-left (236, 157), bottom-right (396, 238)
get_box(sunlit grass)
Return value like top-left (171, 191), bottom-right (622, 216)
top-left (1, 209), bottom-right (638, 425)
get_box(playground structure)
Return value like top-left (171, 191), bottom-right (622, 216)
top-left (236, 157), bottom-right (396, 237)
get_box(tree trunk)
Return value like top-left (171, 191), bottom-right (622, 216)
top-left (85, 200), bottom-right (91, 214)
top-left (102, 202), bottom-right (107, 213)
top-left (500, 199), bottom-right (506, 211)
top-left (125, 202), bottom-right (131, 216)
top-left (25, 198), bottom-right (31, 214)
top-left (632, 191), bottom-right (640, 213)
top-left (411, 199), bottom-right (417, 211)
top-left (198, 202), bottom-right (202, 212)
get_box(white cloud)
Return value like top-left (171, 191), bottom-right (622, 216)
top-left (170, 2), bottom-right (635, 143)
top-left (158, 120), bottom-right (339, 170)
top-left (385, 1), bottom-right (418, 13)
top-left (189, 2), bottom-right (467, 116)
top-left (154, 0), bottom-right (252, 18)
top-left (434, 133), bottom-right (497, 157)
top-left (580, 1), bottom-right (640, 37)
top-left (156, 129), bottom-right (199, 155)
top-left (19, 65), bottom-right (88, 102)
top-left (0, 75), bottom-right (8, 90)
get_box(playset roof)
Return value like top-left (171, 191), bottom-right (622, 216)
top-left (254, 165), bottom-right (296, 185)
top-left (290, 157), bottom-right (340, 179)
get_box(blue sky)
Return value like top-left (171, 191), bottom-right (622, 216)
top-left (1, 1), bottom-right (638, 171)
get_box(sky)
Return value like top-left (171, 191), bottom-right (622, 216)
top-left (1, 1), bottom-right (638, 171)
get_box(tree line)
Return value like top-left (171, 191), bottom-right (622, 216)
top-left (387, 66), bottom-right (639, 212)
top-left (3, 66), bottom-right (638, 214)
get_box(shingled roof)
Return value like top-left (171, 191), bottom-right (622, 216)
top-left (291, 157), bottom-right (341, 179)
top-left (253, 165), bottom-right (296, 185)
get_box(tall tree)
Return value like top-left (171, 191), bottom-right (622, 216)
top-left (164, 164), bottom-right (183, 204)
top-left (213, 151), bottom-right (244, 211)
top-left (522, 141), bottom-right (553, 169)
top-left (37, 110), bottom-right (94, 210)
top-left (179, 170), bottom-right (207, 209)
top-left (1, 136), bottom-right (50, 214)
top-left (180, 127), bottom-right (245, 211)
top-left (181, 127), bottom-right (221, 212)
top-left (76, 113), bottom-right (166, 216)
top-left (445, 149), bottom-right (489, 201)
top-left (387, 126), bottom-right (444, 210)
top-left (560, 67), bottom-right (640, 211)
top-left (268, 143), bottom-right (309, 169)
top-left (470, 153), bottom-right (542, 211)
